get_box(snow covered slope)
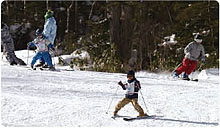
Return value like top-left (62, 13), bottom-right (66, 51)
top-left (1, 50), bottom-right (219, 127)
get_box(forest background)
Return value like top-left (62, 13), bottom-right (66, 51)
top-left (1, 0), bottom-right (219, 73)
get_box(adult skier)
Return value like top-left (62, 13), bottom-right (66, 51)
top-left (36, 10), bottom-right (57, 67)
top-left (43, 9), bottom-right (57, 45)
top-left (1, 23), bottom-right (26, 65)
top-left (113, 70), bottom-right (147, 117)
top-left (173, 34), bottom-right (206, 80)
top-left (28, 28), bottom-right (55, 71)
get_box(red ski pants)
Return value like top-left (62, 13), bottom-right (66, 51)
top-left (176, 57), bottom-right (198, 75)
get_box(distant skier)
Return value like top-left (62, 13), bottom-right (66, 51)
top-left (1, 23), bottom-right (26, 65)
top-left (43, 9), bottom-right (57, 45)
top-left (28, 28), bottom-right (55, 71)
top-left (173, 34), bottom-right (206, 80)
top-left (113, 70), bottom-right (147, 117)
top-left (36, 10), bottom-right (57, 67)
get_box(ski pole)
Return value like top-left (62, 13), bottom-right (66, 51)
top-left (27, 46), bottom-right (29, 65)
top-left (52, 55), bottom-right (55, 67)
top-left (197, 62), bottom-right (205, 71)
top-left (191, 62), bottom-right (204, 80)
top-left (50, 49), bottom-right (56, 67)
top-left (171, 62), bottom-right (182, 76)
top-left (139, 89), bottom-right (149, 114)
top-left (106, 86), bottom-right (119, 114)
top-left (52, 50), bottom-right (69, 66)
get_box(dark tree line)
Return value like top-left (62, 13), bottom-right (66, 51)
top-left (1, 0), bottom-right (219, 73)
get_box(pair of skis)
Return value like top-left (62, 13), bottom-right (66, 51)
top-left (29, 66), bottom-right (57, 71)
top-left (112, 115), bottom-right (156, 121)
top-left (172, 76), bottom-right (199, 82)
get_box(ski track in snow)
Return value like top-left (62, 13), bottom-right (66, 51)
top-left (1, 50), bottom-right (219, 127)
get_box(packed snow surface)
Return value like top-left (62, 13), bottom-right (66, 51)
top-left (1, 50), bottom-right (219, 127)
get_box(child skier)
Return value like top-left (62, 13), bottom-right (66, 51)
top-left (113, 70), bottom-right (147, 117)
top-left (28, 28), bottom-right (55, 71)
top-left (36, 10), bottom-right (57, 67)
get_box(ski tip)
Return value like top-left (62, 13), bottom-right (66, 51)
top-left (191, 79), bottom-right (199, 81)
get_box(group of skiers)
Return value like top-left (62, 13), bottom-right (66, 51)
top-left (1, 10), bottom-right (57, 71)
top-left (1, 9), bottom-right (206, 118)
top-left (28, 10), bottom-right (57, 71)
top-left (114, 34), bottom-right (206, 117)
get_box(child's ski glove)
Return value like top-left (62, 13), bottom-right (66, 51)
top-left (118, 81), bottom-right (123, 86)
top-left (48, 43), bottom-right (55, 51)
top-left (27, 42), bottom-right (34, 49)
top-left (118, 81), bottom-right (126, 90)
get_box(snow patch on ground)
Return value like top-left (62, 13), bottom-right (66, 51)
top-left (1, 50), bottom-right (219, 127)
top-left (198, 68), bottom-right (219, 80)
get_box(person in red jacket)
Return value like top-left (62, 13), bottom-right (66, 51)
top-left (113, 70), bottom-right (147, 117)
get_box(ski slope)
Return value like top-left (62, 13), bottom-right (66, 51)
top-left (1, 50), bottom-right (219, 127)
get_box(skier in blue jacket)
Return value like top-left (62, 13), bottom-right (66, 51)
top-left (36, 10), bottom-right (57, 67)
top-left (28, 29), bottom-right (55, 71)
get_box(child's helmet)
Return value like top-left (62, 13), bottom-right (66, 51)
top-left (36, 28), bottom-right (43, 36)
top-left (127, 70), bottom-right (135, 77)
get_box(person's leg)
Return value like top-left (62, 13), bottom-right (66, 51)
top-left (3, 43), bottom-right (15, 65)
top-left (42, 52), bottom-right (53, 67)
top-left (185, 60), bottom-right (198, 75)
top-left (31, 52), bottom-right (42, 66)
top-left (131, 98), bottom-right (145, 116)
top-left (114, 98), bottom-right (131, 115)
top-left (50, 34), bottom-right (56, 45)
top-left (6, 52), bottom-right (16, 65)
top-left (175, 58), bottom-right (191, 75)
top-left (48, 53), bottom-right (52, 65)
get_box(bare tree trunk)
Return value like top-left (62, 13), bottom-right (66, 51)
top-left (89, 1), bottom-right (96, 19)
top-left (23, 0), bottom-right (26, 17)
top-left (207, 0), bottom-right (215, 49)
top-left (46, 0), bottom-right (49, 10)
top-left (66, 1), bottom-right (74, 33)
top-left (139, 33), bottom-right (143, 70)
top-left (120, 5), bottom-right (135, 71)
top-left (110, 3), bottom-right (135, 72)
top-left (110, 4), bottom-right (121, 49)
top-left (5, 0), bottom-right (9, 21)
top-left (74, 1), bottom-right (78, 32)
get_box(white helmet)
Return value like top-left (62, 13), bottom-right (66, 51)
top-left (194, 34), bottom-right (202, 43)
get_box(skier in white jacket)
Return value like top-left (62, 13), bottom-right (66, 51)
top-left (113, 70), bottom-right (147, 117)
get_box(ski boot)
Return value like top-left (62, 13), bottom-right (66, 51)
top-left (10, 61), bottom-right (17, 65)
top-left (31, 65), bottom-right (36, 70)
top-left (173, 71), bottom-right (179, 78)
top-left (182, 72), bottom-right (190, 80)
top-left (49, 66), bottom-right (56, 71)
top-left (138, 113), bottom-right (148, 117)
top-left (113, 111), bottom-right (118, 117)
